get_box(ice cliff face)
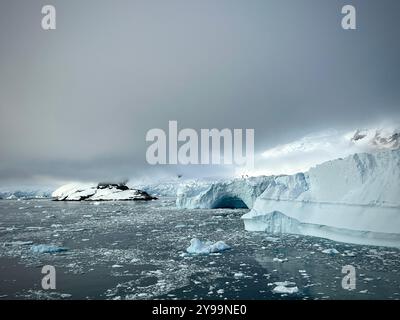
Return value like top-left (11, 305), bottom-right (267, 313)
top-left (52, 183), bottom-right (156, 201)
top-left (175, 149), bottom-right (400, 247)
top-left (242, 150), bottom-right (400, 247)
top-left (176, 176), bottom-right (275, 209)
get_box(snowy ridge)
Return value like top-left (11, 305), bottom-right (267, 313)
top-left (176, 176), bottom-right (274, 209)
top-left (349, 128), bottom-right (400, 150)
top-left (242, 150), bottom-right (400, 247)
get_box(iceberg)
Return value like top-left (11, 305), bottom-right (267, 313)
top-left (52, 183), bottom-right (157, 201)
top-left (242, 150), bottom-right (400, 247)
top-left (186, 238), bottom-right (231, 254)
top-left (135, 179), bottom-right (184, 197)
top-left (177, 176), bottom-right (274, 209)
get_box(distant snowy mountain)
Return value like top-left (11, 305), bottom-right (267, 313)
top-left (0, 188), bottom-right (52, 200)
top-left (252, 126), bottom-right (400, 176)
top-left (349, 128), bottom-right (400, 150)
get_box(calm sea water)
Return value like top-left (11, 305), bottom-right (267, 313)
top-left (0, 199), bottom-right (399, 300)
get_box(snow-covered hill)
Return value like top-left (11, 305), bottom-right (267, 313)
top-left (52, 183), bottom-right (156, 201)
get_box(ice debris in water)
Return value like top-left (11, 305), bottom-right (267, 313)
top-left (272, 281), bottom-right (299, 294)
top-left (31, 245), bottom-right (68, 254)
top-left (273, 285), bottom-right (299, 294)
top-left (321, 248), bottom-right (340, 255)
top-left (186, 238), bottom-right (231, 255)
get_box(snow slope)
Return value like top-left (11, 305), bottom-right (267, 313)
top-left (52, 183), bottom-right (156, 201)
top-left (242, 150), bottom-right (400, 247)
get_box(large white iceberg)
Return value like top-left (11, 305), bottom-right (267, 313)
top-left (242, 150), bottom-right (400, 247)
top-left (52, 183), bottom-right (157, 201)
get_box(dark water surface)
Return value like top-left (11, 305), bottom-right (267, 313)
top-left (0, 199), bottom-right (399, 300)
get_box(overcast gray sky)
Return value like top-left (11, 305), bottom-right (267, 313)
top-left (0, 0), bottom-right (399, 186)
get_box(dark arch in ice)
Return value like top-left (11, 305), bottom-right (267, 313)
top-left (211, 196), bottom-right (249, 209)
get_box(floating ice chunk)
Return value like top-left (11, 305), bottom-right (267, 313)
top-left (321, 248), bottom-right (340, 254)
top-left (186, 238), bottom-right (231, 255)
top-left (234, 272), bottom-right (245, 278)
top-left (273, 286), bottom-right (299, 294)
top-left (272, 281), bottom-right (299, 294)
top-left (273, 257), bottom-right (288, 263)
top-left (31, 245), bottom-right (68, 254)
top-left (274, 281), bottom-right (296, 287)
top-left (5, 241), bottom-right (33, 246)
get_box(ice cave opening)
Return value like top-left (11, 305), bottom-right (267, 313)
top-left (211, 196), bottom-right (249, 209)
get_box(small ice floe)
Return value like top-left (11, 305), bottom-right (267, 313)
top-left (111, 264), bottom-right (123, 268)
top-left (31, 245), bottom-right (68, 254)
top-left (174, 224), bottom-right (186, 228)
top-left (321, 248), bottom-right (340, 255)
top-left (26, 227), bottom-right (44, 231)
top-left (186, 238), bottom-right (231, 255)
top-left (5, 240), bottom-right (33, 246)
top-left (272, 281), bottom-right (299, 294)
top-left (273, 257), bottom-right (288, 263)
top-left (265, 236), bottom-right (279, 242)
top-left (234, 272), bottom-right (245, 278)
top-left (299, 270), bottom-right (310, 278)
top-left (343, 251), bottom-right (356, 257)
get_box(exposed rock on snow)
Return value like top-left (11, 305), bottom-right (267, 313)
top-left (242, 150), bottom-right (400, 247)
top-left (349, 128), bottom-right (400, 150)
top-left (186, 238), bottom-right (231, 254)
top-left (52, 183), bottom-right (157, 201)
top-left (177, 176), bottom-right (274, 209)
